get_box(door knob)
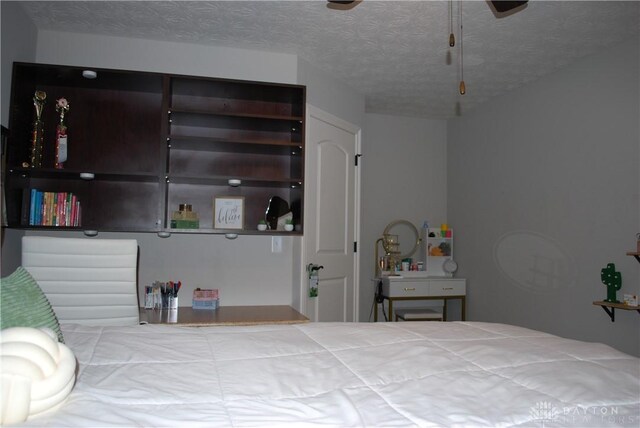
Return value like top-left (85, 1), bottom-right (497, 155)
top-left (307, 263), bottom-right (324, 273)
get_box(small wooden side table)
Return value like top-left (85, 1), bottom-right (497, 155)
top-left (139, 305), bottom-right (309, 326)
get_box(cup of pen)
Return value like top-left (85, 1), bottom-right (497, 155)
top-left (161, 292), bottom-right (170, 309)
top-left (158, 281), bottom-right (182, 310)
top-left (170, 281), bottom-right (181, 311)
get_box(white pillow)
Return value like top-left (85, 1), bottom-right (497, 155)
top-left (0, 327), bottom-right (76, 424)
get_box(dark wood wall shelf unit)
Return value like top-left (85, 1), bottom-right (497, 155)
top-left (5, 62), bottom-right (305, 236)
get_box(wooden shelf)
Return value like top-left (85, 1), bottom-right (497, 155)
top-left (626, 251), bottom-right (640, 263)
top-left (166, 228), bottom-right (301, 236)
top-left (169, 175), bottom-right (302, 187)
top-left (169, 135), bottom-right (302, 154)
top-left (593, 300), bottom-right (640, 322)
top-left (8, 168), bottom-right (160, 183)
top-left (170, 107), bottom-right (303, 122)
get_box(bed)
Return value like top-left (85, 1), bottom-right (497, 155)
top-left (17, 321), bottom-right (640, 427)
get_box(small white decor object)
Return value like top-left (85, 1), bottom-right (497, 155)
top-left (623, 294), bottom-right (638, 306)
top-left (228, 178), bottom-right (241, 187)
top-left (82, 70), bottom-right (97, 79)
top-left (0, 327), bottom-right (77, 424)
top-left (284, 223), bottom-right (294, 232)
top-left (257, 222), bottom-right (267, 231)
top-left (443, 258), bottom-right (458, 274)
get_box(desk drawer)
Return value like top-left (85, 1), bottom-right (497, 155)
top-left (383, 280), bottom-right (430, 297)
top-left (429, 280), bottom-right (466, 296)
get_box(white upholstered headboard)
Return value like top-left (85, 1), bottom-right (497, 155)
top-left (21, 236), bottom-right (140, 326)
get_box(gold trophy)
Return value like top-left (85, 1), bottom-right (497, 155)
top-left (55, 97), bottom-right (70, 168)
top-left (29, 91), bottom-right (47, 168)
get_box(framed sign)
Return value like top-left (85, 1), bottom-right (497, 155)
top-left (213, 196), bottom-right (244, 229)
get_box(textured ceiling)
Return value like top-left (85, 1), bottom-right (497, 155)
top-left (19, 1), bottom-right (640, 119)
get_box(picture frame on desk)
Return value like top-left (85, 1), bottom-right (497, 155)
top-left (213, 196), bottom-right (244, 229)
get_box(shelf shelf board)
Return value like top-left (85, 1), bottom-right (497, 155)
top-left (166, 228), bottom-right (301, 236)
top-left (169, 135), bottom-right (302, 154)
top-left (168, 175), bottom-right (302, 188)
top-left (593, 300), bottom-right (640, 310)
top-left (170, 107), bottom-right (303, 122)
top-left (11, 225), bottom-right (161, 233)
top-left (8, 167), bottom-right (160, 183)
top-left (593, 300), bottom-right (640, 322)
top-left (13, 226), bottom-right (83, 231)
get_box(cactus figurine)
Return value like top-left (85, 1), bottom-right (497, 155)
top-left (600, 263), bottom-right (622, 303)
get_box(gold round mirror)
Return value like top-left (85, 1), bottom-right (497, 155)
top-left (382, 220), bottom-right (421, 259)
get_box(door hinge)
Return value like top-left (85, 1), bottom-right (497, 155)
top-left (355, 154), bottom-right (363, 166)
top-left (354, 241), bottom-right (358, 253)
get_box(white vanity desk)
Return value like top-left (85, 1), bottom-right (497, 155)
top-left (374, 274), bottom-right (466, 322)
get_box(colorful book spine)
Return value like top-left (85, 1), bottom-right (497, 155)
top-left (34, 191), bottom-right (42, 226)
top-left (29, 189), bottom-right (37, 225)
top-left (25, 190), bottom-right (81, 227)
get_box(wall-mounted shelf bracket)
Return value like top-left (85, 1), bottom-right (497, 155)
top-left (593, 301), bottom-right (640, 322)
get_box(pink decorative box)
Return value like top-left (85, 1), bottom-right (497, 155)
top-left (192, 288), bottom-right (219, 310)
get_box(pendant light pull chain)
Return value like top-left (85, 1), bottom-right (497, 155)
top-left (459, 0), bottom-right (466, 95)
top-left (449, 0), bottom-right (455, 47)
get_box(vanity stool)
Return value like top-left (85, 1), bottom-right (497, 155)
top-left (395, 308), bottom-right (444, 322)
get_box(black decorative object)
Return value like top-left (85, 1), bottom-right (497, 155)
top-left (265, 196), bottom-right (289, 230)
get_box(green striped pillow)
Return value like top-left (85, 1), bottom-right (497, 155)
top-left (0, 266), bottom-right (64, 343)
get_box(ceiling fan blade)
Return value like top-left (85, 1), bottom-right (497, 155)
top-left (490, 1), bottom-right (529, 13)
top-left (327, 0), bottom-right (361, 11)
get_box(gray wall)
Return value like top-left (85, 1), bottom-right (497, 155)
top-left (297, 57), bottom-right (365, 129)
top-left (0, 1), bottom-right (36, 273)
top-left (1, 1), bottom-right (37, 126)
top-left (360, 114), bottom-right (447, 321)
top-left (447, 36), bottom-right (640, 356)
top-left (34, 30), bottom-right (298, 84)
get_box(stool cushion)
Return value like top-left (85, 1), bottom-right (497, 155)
top-left (396, 308), bottom-right (443, 320)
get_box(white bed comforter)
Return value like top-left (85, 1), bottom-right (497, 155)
top-left (22, 322), bottom-right (639, 427)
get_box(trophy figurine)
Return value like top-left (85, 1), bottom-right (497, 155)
top-left (55, 97), bottom-right (70, 169)
top-left (30, 90), bottom-right (47, 168)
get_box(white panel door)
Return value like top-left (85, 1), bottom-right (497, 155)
top-left (303, 106), bottom-right (360, 322)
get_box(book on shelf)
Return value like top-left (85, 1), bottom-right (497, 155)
top-left (26, 190), bottom-right (81, 227)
